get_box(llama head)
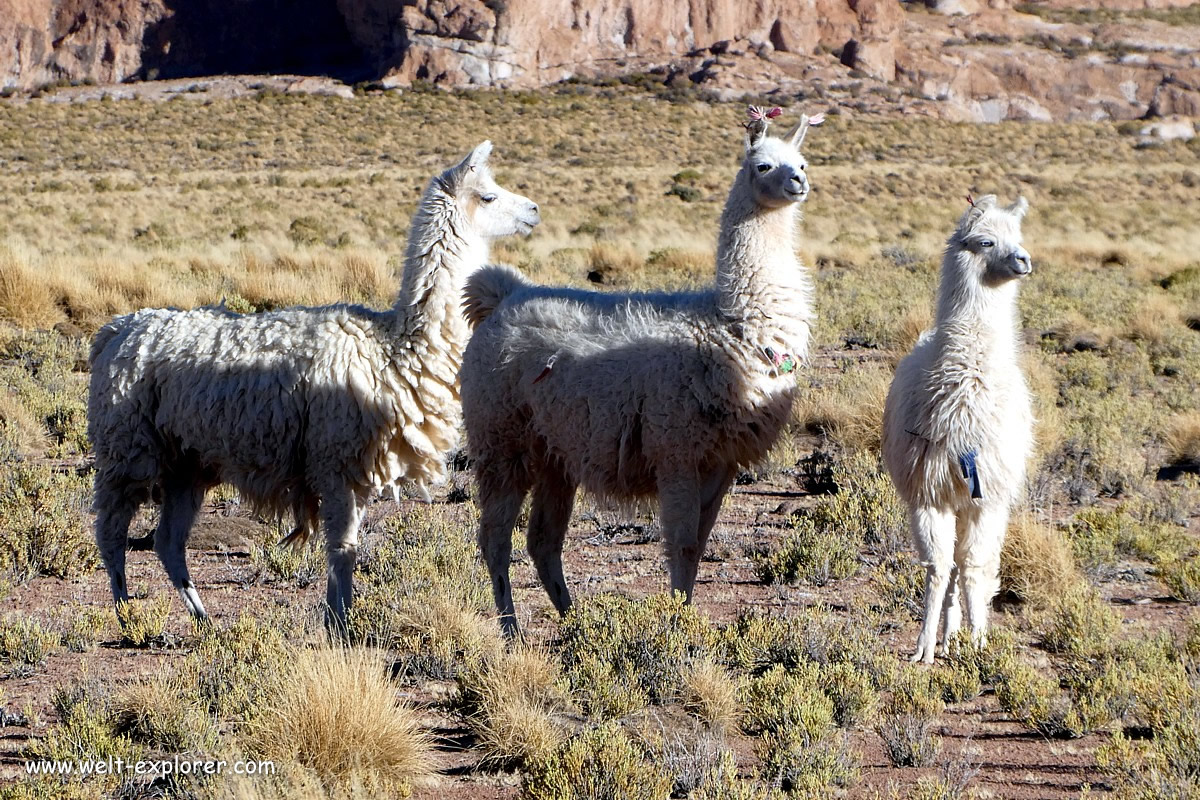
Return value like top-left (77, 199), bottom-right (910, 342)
top-left (951, 195), bottom-right (1032, 286)
top-left (742, 107), bottom-right (823, 209)
top-left (440, 141), bottom-right (541, 238)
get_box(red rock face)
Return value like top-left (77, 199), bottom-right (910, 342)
top-left (1, 0), bottom-right (1198, 123)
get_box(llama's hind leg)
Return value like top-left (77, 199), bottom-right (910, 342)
top-left (477, 468), bottom-right (529, 639)
top-left (94, 476), bottom-right (142, 616)
top-left (957, 504), bottom-right (1008, 646)
top-left (154, 473), bottom-right (209, 620)
top-left (526, 468), bottom-right (577, 617)
top-left (911, 506), bottom-right (956, 664)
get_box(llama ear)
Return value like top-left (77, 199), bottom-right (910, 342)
top-left (1008, 196), bottom-right (1029, 218)
top-left (464, 140), bottom-right (493, 172)
top-left (786, 113), bottom-right (823, 150)
top-left (744, 119), bottom-right (768, 152)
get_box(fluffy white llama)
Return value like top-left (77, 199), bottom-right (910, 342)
top-left (460, 107), bottom-right (821, 637)
top-left (88, 142), bottom-right (540, 632)
top-left (881, 195), bottom-right (1034, 663)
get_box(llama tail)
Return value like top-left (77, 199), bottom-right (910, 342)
top-left (462, 264), bottom-right (531, 329)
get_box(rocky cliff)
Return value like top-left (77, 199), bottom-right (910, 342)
top-left (2, 0), bottom-right (1198, 122)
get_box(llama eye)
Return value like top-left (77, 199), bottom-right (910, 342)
top-left (756, 164), bottom-right (771, 173)
top-left (480, 193), bottom-right (498, 204)
top-left (979, 240), bottom-right (994, 248)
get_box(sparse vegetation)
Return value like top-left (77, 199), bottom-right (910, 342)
top-left (0, 88), bottom-right (1197, 797)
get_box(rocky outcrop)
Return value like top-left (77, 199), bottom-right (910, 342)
top-left (1, 0), bottom-right (1198, 123)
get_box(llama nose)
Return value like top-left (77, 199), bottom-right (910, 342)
top-left (1013, 252), bottom-right (1032, 275)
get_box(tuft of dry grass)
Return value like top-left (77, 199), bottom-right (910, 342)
top-left (251, 646), bottom-right (432, 792)
top-left (1125, 294), bottom-right (1181, 347)
top-left (584, 242), bottom-right (643, 286)
top-left (792, 362), bottom-right (892, 453)
top-left (1165, 411), bottom-right (1200, 466)
top-left (457, 645), bottom-right (567, 770)
top-left (0, 248), bottom-right (64, 329)
top-left (892, 307), bottom-right (932, 355)
top-left (680, 658), bottom-right (741, 731)
top-left (1000, 513), bottom-right (1084, 608)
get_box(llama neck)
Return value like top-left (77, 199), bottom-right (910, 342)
top-left (391, 188), bottom-right (486, 356)
top-left (932, 250), bottom-right (1021, 366)
top-left (715, 178), bottom-right (811, 349)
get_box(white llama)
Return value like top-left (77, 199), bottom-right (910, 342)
top-left (459, 107), bottom-right (820, 637)
top-left (881, 195), bottom-right (1034, 663)
top-left (88, 142), bottom-right (540, 633)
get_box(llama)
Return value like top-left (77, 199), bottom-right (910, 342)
top-left (88, 141), bottom-right (540, 633)
top-left (881, 195), bottom-right (1034, 663)
top-left (459, 107), bottom-right (820, 637)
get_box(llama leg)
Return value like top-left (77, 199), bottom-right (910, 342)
top-left (477, 471), bottom-right (528, 639)
top-left (958, 504), bottom-right (1008, 646)
top-left (94, 476), bottom-right (140, 617)
top-left (911, 506), bottom-right (957, 664)
top-left (154, 473), bottom-right (208, 620)
top-left (526, 468), bottom-right (577, 617)
top-left (322, 485), bottom-right (364, 638)
top-left (658, 476), bottom-right (703, 601)
top-left (940, 563), bottom-right (962, 656)
top-left (687, 466), bottom-right (736, 593)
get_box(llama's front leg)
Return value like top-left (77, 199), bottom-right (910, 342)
top-left (94, 476), bottom-right (140, 617)
top-left (477, 471), bottom-right (529, 639)
top-left (322, 486), bottom-right (365, 638)
top-left (526, 468), bottom-right (577, 617)
top-left (692, 465), bottom-right (736, 588)
top-left (940, 563), bottom-right (962, 656)
top-left (658, 475), bottom-right (703, 601)
top-left (911, 506), bottom-right (957, 664)
top-left (154, 473), bottom-right (209, 620)
top-left (957, 504), bottom-right (1008, 646)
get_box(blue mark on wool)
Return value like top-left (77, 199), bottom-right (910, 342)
top-left (958, 450), bottom-right (982, 499)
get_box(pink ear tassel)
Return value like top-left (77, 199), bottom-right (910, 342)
top-left (807, 112), bottom-right (825, 126)
top-left (747, 105), bottom-right (784, 122)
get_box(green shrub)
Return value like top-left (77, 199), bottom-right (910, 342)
top-left (0, 464), bottom-right (96, 582)
top-left (0, 615), bottom-right (59, 675)
top-left (756, 730), bottom-right (859, 796)
top-left (27, 682), bottom-right (143, 794)
top-left (1158, 556), bottom-right (1200, 603)
top-left (57, 606), bottom-right (112, 653)
top-left (753, 516), bottom-right (858, 586)
top-left (823, 662), bottom-right (878, 727)
top-left (876, 667), bottom-right (943, 767)
top-left (559, 593), bottom-right (710, 714)
top-left (522, 724), bottom-right (672, 800)
top-left (741, 664), bottom-right (834, 740)
top-left (351, 506), bottom-right (498, 680)
top-left (116, 597), bottom-right (172, 648)
top-left (250, 533), bottom-right (324, 588)
top-left (871, 554), bottom-right (925, 620)
top-left (1040, 586), bottom-right (1122, 659)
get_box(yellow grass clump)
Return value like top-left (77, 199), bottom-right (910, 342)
top-left (680, 658), bottom-right (741, 731)
top-left (0, 249), bottom-right (64, 329)
top-left (458, 645), bottom-right (568, 769)
top-left (1000, 513), bottom-right (1085, 608)
top-left (1165, 411), bottom-right (1200, 466)
top-left (251, 646), bottom-right (432, 793)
